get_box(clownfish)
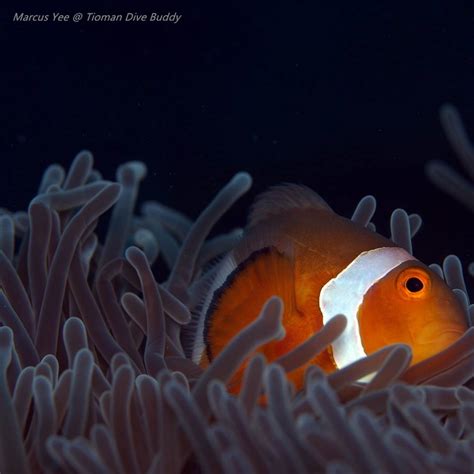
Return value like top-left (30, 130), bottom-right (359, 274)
top-left (189, 184), bottom-right (468, 391)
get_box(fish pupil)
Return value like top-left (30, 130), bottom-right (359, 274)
top-left (406, 277), bottom-right (424, 292)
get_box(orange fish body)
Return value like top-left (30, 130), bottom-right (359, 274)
top-left (190, 185), bottom-right (468, 391)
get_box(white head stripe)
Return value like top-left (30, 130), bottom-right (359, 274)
top-left (320, 247), bottom-right (416, 370)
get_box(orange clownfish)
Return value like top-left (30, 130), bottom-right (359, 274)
top-left (190, 184), bottom-right (468, 391)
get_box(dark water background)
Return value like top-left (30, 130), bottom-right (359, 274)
top-left (1, 3), bottom-right (473, 283)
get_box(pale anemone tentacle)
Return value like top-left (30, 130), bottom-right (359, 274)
top-left (425, 104), bottom-right (474, 273)
top-left (98, 161), bottom-right (147, 271)
top-left (425, 104), bottom-right (474, 211)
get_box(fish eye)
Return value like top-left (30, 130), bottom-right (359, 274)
top-left (406, 277), bottom-right (424, 293)
top-left (396, 268), bottom-right (430, 299)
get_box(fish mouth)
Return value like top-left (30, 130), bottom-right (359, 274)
top-left (415, 326), bottom-right (465, 346)
top-left (411, 324), bottom-right (465, 365)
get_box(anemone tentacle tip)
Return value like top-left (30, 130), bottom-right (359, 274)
top-left (233, 171), bottom-right (252, 188)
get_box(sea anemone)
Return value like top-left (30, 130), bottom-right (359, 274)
top-left (425, 104), bottom-right (474, 278)
top-left (0, 133), bottom-right (473, 473)
top-left (426, 104), bottom-right (474, 214)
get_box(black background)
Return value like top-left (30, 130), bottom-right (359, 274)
top-left (1, 2), bottom-right (473, 284)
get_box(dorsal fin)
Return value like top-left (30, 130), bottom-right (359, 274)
top-left (248, 183), bottom-right (333, 227)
